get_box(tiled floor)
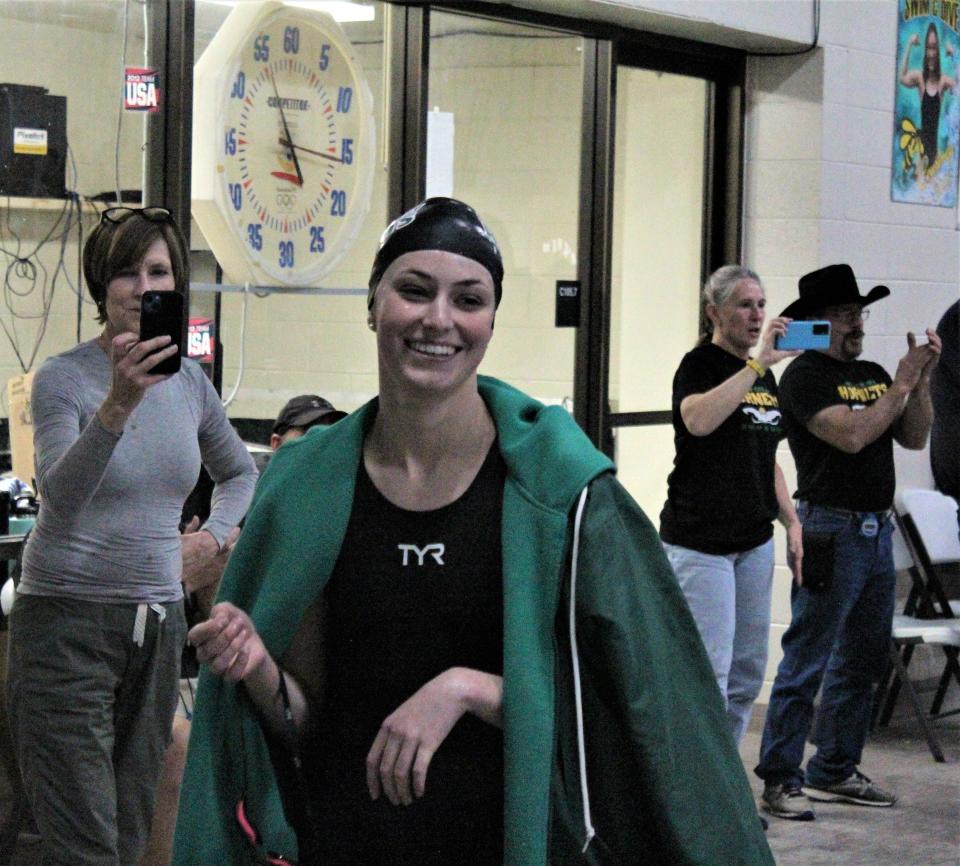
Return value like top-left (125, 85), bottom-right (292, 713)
top-left (741, 710), bottom-right (959, 866)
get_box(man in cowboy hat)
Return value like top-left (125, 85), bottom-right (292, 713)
top-left (755, 263), bottom-right (941, 821)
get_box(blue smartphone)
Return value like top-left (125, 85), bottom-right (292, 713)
top-left (775, 320), bottom-right (831, 351)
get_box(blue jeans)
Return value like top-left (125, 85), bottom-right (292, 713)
top-left (755, 503), bottom-right (895, 788)
top-left (664, 538), bottom-right (774, 744)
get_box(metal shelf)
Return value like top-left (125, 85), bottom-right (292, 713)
top-left (1, 196), bottom-right (99, 213)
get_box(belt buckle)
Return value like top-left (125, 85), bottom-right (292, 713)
top-left (860, 513), bottom-right (879, 538)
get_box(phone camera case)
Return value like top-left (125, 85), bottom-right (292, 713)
top-left (775, 320), bottom-right (832, 351)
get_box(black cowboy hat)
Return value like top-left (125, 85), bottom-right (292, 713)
top-left (780, 264), bottom-right (890, 319)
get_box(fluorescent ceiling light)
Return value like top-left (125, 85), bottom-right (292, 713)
top-left (205, 1), bottom-right (375, 23)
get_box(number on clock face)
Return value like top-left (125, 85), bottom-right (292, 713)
top-left (215, 8), bottom-right (372, 286)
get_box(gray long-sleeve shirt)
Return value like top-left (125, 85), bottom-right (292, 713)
top-left (19, 340), bottom-right (258, 603)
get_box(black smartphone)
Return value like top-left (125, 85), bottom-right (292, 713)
top-left (801, 529), bottom-right (835, 592)
top-left (139, 290), bottom-right (184, 375)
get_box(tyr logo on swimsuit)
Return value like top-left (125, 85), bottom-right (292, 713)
top-left (397, 543), bottom-right (445, 566)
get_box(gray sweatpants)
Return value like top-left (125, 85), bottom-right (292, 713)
top-left (6, 594), bottom-right (186, 866)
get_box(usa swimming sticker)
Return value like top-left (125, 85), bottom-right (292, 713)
top-left (124, 67), bottom-right (160, 113)
top-left (187, 318), bottom-right (215, 364)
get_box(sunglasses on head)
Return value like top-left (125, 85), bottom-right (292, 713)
top-left (236, 798), bottom-right (298, 866)
top-left (99, 206), bottom-right (173, 225)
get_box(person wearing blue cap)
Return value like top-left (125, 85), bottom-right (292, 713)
top-left (176, 198), bottom-right (772, 865)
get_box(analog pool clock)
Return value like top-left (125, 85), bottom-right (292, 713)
top-left (192, 0), bottom-right (375, 287)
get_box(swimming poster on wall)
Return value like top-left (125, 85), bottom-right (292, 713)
top-left (892, 1), bottom-right (960, 207)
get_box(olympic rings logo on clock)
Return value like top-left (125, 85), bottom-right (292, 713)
top-left (275, 192), bottom-right (297, 209)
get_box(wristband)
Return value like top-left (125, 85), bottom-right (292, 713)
top-left (745, 358), bottom-right (766, 377)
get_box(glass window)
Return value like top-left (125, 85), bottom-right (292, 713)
top-left (609, 67), bottom-right (706, 417)
top-left (613, 424), bottom-right (676, 519)
top-left (607, 66), bottom-right (708, 510)
top-left (428, 12), bottom-right (585, 406)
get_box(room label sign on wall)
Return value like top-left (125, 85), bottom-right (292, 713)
top-left (556, 280), bottom-right (581, 327)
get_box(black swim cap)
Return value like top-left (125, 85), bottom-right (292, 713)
top-left (367, 197), bottom-right (503, 308)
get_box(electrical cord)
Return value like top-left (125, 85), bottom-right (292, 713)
top-left (221, 283), bottom-right (250, 409)
top-left (115, 0), bottom-right (132, 205)
top-left (76, 202), bottom-right (84, 345)
top-left (0, 21), bottom-right (128, 378)
top-left (141, 0), bottom-right (149, 199)
top-left (0, 132), bottom-right (94, 372)
top-left (0, 191), bottom-right (88, 374)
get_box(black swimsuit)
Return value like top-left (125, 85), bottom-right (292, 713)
top-left (309, 445), bottom-right (507, 865)
top-left (921, 87), bottom-right (941, 167)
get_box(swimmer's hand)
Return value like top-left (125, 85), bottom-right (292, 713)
top-left (366, 667), bottom-right (503, 806)
top-left (189, 601), bottom-right (267, 682)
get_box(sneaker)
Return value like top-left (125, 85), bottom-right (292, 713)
top-left (760, 782), bottom-right (816, 821)
top-left (802, 771), bottom-right (896, 807)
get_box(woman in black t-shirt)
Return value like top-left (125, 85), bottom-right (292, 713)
top-left (660, 265), bottom-right (803, 746)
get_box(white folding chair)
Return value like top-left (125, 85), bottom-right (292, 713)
top-left (897, 488), bottom-right (960, 618)
top-left (888, 615), bottom-right (960, 762)
top-left (875, 493), bottom-right (960, 759)
top-left (897, 490), bottom-right (960, 714)
top-left (872, 524), bottom-right (935, 733)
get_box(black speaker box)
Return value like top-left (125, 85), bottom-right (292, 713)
top-left (0, 83), bottom-right (67, 199)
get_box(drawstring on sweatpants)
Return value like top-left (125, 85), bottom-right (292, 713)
top-left (132, 603), bottom-right (167, 647)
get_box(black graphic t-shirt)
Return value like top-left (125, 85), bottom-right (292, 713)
top-left (659, 343), bottom-right (784, 555)
top-left (311, 443), bottom-right (506, 865)
top-left (779, 351), bottom-right (895, 511)
top-left (930, 300), bottom-right (959, 498)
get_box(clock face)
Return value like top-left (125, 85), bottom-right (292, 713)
top-left (194, 3), bottom-right (374, 287)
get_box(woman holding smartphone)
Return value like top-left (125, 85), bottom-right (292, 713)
top-left (176, 199), bottom-right (773, 866)
top-left (660, 265), bottom-right (803, 747)
top-left (6, 207), bottom-right (257, 866)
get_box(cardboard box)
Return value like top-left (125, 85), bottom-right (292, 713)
top-left (7, 372), bottom-right (35, 489)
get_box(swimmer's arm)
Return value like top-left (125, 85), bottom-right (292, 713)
top-left (191, 598), bottom-right (325, 738)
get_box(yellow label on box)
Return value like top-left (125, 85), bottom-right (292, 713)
top-left (7, 371), bottom-right (35, 490)
top-left (13, 127), bottom-right (47, 155)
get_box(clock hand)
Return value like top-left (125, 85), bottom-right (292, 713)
top-left (278, 136), bottom-right (344, 163)
top-left (269, 70), bottom-right (304, 187)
